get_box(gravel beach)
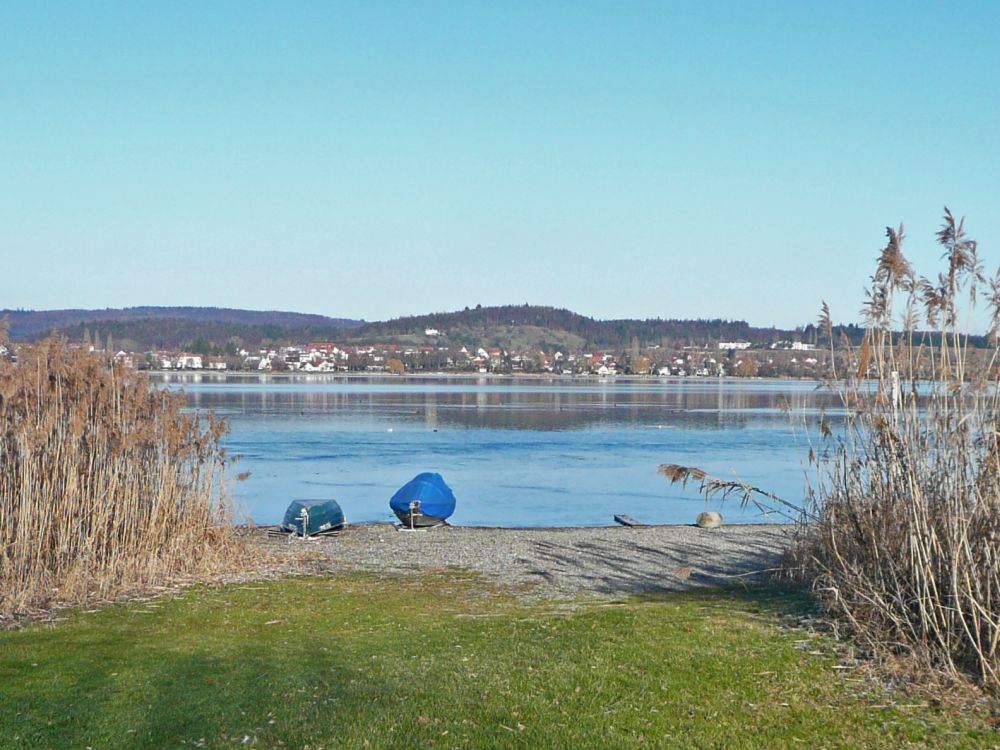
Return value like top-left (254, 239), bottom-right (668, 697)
top-left (273, 523), bottom-right (792, 598)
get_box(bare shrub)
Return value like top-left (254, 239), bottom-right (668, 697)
top-left (0, 336), bottom-right (252, 616)
top-left (664, 209), bottom-right (1000, 692)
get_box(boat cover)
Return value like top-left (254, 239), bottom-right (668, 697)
top-left (389, 472), bottom-right (457, 521)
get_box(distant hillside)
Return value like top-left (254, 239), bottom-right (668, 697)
top-left (4, 307), bottom-right (363, 343)
top-left (355, 305), bottom-right (816, 349)
top-left (4, 303), bottom-right (879, 353)
top-left (49, 319), bottom-right (373, 352)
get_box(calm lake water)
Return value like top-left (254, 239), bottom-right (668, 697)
top-left (160, 374), bottom-right (839, 527)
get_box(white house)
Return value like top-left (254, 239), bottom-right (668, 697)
top-left (176, 354), bottom-right (203, 369)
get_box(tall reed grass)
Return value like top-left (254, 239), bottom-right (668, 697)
top-left (664, 210), bottom-right (1000, 692)
top-left (0, 335), bottom-right (247, 616)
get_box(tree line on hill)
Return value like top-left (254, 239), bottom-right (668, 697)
top-left (3, 306), bottom-right (363, 341)
top-left (9, 303), bottom-right (991, 354)
top-left (356, 304), bottom-right (864, 349)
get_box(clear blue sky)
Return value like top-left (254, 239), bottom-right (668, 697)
top-left (3, 1), bottom-right (998, 328)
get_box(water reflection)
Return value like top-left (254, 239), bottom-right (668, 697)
top-left (168, 373), bottom-right (839, 432)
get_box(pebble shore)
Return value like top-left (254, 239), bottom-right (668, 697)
top-left (270, 523), bottom-right (792, 598)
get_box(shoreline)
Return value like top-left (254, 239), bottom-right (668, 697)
top-left (149, 369), bottom-right (825, 385)
top-left (262, 522), bottom-right (793, 598)
top-left (248, 519), bottom-right (796, 541)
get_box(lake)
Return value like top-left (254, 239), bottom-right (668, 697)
top-left (161, 374), bottom-right (838, 527)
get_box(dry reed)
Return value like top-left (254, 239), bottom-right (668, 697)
top-left (0, 335), bottom-right (251, 617)
top-left (663, 209), bottom-right (1000, 693)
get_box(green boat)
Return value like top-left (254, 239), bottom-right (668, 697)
top-left (281, 499), bottom-right (346, 536)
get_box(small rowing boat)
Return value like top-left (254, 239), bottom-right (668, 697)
top-left (281, 499), bottom-right (346, 537)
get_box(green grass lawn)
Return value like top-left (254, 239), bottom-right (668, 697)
top-left (0, 573), bottom-right (993, 749)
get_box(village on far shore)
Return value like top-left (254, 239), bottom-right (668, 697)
top-left (14, 327), bottom-right (829, 379)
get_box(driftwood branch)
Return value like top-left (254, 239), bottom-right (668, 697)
top-left (658, 464), bottom-right (810, 522)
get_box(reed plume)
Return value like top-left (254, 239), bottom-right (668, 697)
top-left (799, 210), bottom-right (1000, 691)
top-left (0, 337), bottom-right (249, 616)
top-left (663, 209), bottom-right (1000, 692)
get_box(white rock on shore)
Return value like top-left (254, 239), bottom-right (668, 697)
top-left (696, 511), bottom-right (724, 529)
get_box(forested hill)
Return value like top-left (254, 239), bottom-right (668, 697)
top-left (356, 305), bottom-right (826, 349)
top-left (4, 307), bottom-right (363, 342)
top-left (5, 303), bottom-right (870, 352)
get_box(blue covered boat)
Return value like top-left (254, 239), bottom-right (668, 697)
top-left (389, 472), bottom-right (456, 528)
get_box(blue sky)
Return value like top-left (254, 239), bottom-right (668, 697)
top-left (3, 2), bottom-right (998, 328)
